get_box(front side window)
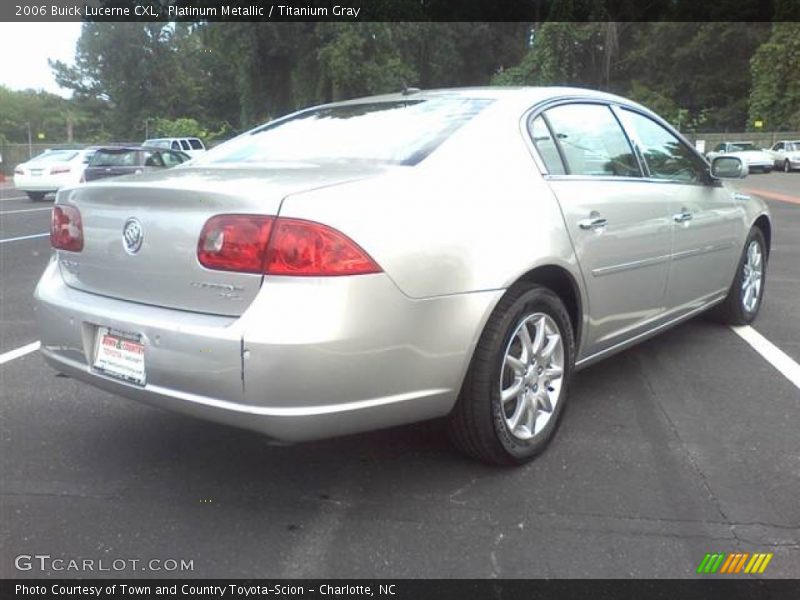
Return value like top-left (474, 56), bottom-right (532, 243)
top-left (772, 142), bottom-right (784, 151)
top-left (142, 151), bottom-right (164, 167)
top-left (196, 97), bottom-right (493, 167)
top-left (161, 151), bottom-right (184, 167)
top-left (619, 110), bottom-right (707, 184)
top-left (542, 104), bottom-right (640, 177)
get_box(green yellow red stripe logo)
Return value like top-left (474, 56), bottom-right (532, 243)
top-left (696, 552), bottom-right (773, 574)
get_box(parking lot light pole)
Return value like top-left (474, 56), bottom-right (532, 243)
top-left (26, 122), bottom-right (32, 159)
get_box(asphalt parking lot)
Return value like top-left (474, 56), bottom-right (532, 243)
top-left (1, 174), bottom-right (798, 579)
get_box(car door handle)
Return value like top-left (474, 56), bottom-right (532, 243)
top-left (578, 216), bottom-right (608, 230)
top-left (673, 210), bottom-right (693, 223)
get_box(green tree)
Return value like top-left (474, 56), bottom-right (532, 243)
top-left (749, 23), bottom-right (800, 131)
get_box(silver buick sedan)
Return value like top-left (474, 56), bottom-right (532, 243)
top-left (36, 87), bottom-right (771, 464)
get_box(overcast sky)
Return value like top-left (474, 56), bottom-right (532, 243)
top-left (0, 22), bottom-right (83, 97)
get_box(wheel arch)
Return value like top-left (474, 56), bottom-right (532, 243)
top-left (753, 213), bottom-right (772, 259)
top-left (514, 264), bottom-right (584, 352)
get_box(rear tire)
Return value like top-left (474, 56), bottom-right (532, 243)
top-left (26, 192), bottom-right (46, 201)
top-left (708, 227), bottom-right (767, 325)
top-left (447, 284), bottom-right (574, 465)
top-left (785, 160), bottom-right (792, 173)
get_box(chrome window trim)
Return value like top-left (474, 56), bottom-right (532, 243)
top-left (614, 105), bottom-right (717, 188)
top-left (521, 97), bottom-right (645, 179)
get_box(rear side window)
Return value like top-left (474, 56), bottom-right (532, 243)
top-left (543, 104), bottom-right (640, 177)
top-left (189, 139), bottom-right (204, 150)
top-left (530, 116), bottom-right (565, 175)
top-left (180, 140), bottom-right (191, 151)
top-left (620, 109), bottom-right (707, 183)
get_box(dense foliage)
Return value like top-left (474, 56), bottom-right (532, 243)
top-left (0, 21), bottom-right (797, 145)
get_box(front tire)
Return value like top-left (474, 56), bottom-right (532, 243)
top-left (709, 227), bottom-right (767, 325)
top-left (447, 284), bottom-right (575, 465)
top-left (785, 160), bottom-right (792, 173)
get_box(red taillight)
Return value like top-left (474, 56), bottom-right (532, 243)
top-left (51, 205), bottom-right (83, 252)
top-left (50, 166), bottom-right (71, 175)
top-left (197, 215), bottom-right (381, 276)
top-left (266, 218), bottom-right (381, 276)
top-left (197, 215), bottom-right (274, 273)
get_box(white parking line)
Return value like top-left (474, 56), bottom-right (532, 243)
top-left (0, 196), bottom-right (30, 202)
top-left (0, 341), bottom-right (41, 366)
top-left (0, 232), bottom-right (49, 244)
top-left (731, 326), bottom-right (800, 391)
top-left (0, 207), bottom-right (52, 215)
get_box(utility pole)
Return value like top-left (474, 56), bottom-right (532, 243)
top-left (26, 122), bottom-right (32, 159)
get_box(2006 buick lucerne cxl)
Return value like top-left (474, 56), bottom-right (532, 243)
top-left (36, 87), bottom-right (771, 464)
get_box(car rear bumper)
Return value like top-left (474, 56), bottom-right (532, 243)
top-left (35, 257), bottom-right (500, 441)
top-left (14, 174), bottom-right (76, 192)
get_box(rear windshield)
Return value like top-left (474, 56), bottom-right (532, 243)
top-left (30, 150), bottom-right (78, 163)
top-left (197, 97), bottom-right (493, 167)
top-left (90, 150), bottom-right (138, 167)
top-left (729, 142), bottom-right (756, 151)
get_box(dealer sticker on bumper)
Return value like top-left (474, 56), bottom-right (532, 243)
top-left (93, 327), bottom-right (146, 385)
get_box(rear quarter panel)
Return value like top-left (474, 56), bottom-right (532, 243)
top-left (278, 99), bottom-right (581, 301)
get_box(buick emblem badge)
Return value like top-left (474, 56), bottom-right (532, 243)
top-left (122, 218), bottom-right (144, 255)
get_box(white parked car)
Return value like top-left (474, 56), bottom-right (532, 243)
top-left (13, 148), bottom-right (96, 201)
top-left (706, 141), bottom-right (773, 173)
top-left (766, 140), bottom-right (800, 172)
top-left (143, 137), bottom-right (206, 158)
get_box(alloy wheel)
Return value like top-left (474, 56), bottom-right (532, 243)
top-left (499, 313), bottom-right (565, 440)
top-left (741, 239), bottom-right (763, 313)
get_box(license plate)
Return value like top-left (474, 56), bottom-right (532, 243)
top-left (30, 170), bottom-right (43, 176)
top-left (93, 327), bottom-right (146, 385)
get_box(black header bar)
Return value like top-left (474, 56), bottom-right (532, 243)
top-left (1, 0), bottom-right (794, 23)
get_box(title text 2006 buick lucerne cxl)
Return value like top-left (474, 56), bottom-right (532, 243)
top-left (35, 88), bottom-right (770, 464)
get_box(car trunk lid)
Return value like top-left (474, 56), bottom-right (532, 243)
top-left (57, 165), bottom-right (386, 316)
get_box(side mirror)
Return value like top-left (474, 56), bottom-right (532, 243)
top-left (711, 156), bottom-right (747, 179)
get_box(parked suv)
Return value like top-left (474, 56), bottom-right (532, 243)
top-left (143, 137), bottom-right (206, 158)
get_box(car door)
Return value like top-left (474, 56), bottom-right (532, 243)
top-left (770, 142), bottom-right (784, 165)
top-left (617, 108), bottom-right (741, 315)
top-left (532, 102), bottom-right (673, 355)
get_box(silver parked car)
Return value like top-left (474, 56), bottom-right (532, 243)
top-left (36, 88), bottom-right (771, 464)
